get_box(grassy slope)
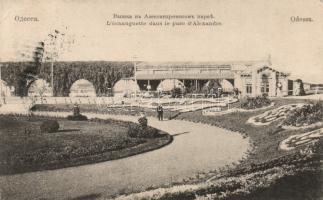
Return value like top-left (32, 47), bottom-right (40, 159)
top-left (0, 116), bottom-right (172, 175)
top-left (174, 98), bottom-right (323, 200)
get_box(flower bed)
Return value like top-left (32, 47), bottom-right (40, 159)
top-left (280, 128), bottom-right (323, 151)
top-left (247, 103), bottom-right (306, 126)
top-left (283, 101), bottom-right (323, 127)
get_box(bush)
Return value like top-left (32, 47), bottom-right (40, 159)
top-left (240, 96), bottom-right (271, 110)
top-left (127, 123), bottom-right (159, 138)
top-left (138, 116), bottom-right (148, 127)
top-left (40, 120), bottom-right (59, 133)
top-left (67, 114), bottom-right (88, 121)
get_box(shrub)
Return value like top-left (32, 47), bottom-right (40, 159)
top-left (138, 116), bottom-right (148, 127)
top-left (127, 123), bottom-right (140, 138)
top-left (139, 126), bottom-right (159, 138)
top-left (40, 120), bottom-right (59, 133)
top-left (67, 114), bottom-right (88, 121)
top-left (127, 123), bottom-right (159, 138)
top-left (240, 96), bottom-right (271, 110)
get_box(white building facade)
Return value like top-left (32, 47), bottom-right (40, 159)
top-left (134, 59), bottom-right (290, 97)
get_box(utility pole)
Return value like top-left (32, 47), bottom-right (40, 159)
top-left (51, 61), bottom-right (54, 96)
top-left (47, 28), bottom-right (71, 97)
top-left (133, 55), bottom-right (137, 101)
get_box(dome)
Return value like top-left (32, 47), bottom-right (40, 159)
top-left (157, 79), bottom-right (184, 92)
top-left (69, 79), bottom-right (96, 97)
top-left (113, 79), bottom-right (140, 97)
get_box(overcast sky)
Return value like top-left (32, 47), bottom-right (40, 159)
top-left (1, 0), bottom-right (323, 83)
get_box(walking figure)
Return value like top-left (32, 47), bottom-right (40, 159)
top-left (157, 104), bottom-right (164, 121)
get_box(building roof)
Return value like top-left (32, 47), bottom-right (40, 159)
top-left (136, 60), bottom-right (271, 70)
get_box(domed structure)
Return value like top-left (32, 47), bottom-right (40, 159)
top-left (69, 79), bottom-right (96, 97)
top-left (157, 79), bottom-right (184, 92)
top-left (28, 79), bottom-right (52, 97)
top-left (203, 79), bottom-right (234, 92)
top-left (220, 79), bottom-right (234, 92)
top-left (113, 79), bottom-right (140, 97)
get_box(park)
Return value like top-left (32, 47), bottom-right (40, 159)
top-left (0, 14), bottom-right (322, 199)
top-left (0, 88), bottom-right (322, 199)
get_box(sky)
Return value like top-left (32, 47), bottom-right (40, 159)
top-left (1, 0), bottom-right (323, 83)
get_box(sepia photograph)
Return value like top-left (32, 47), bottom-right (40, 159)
top-left (0, 0), bottom-right (323, 199)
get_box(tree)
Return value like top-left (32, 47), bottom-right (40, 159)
top-left (295, 79), bottom-right (306, 96)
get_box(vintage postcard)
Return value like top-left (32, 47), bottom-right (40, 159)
top-left (0, 0), bottom-right (322, 199)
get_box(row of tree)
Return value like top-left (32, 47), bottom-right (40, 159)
top-left (1, 61), bottom-right (134, 96)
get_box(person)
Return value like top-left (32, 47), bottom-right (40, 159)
top-left (73, 103), bottom-right (80, 116)
top-left (157, 104), bottom-right (164, 121)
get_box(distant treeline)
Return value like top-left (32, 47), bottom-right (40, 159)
top-left (0, 61), bottom-right (134, 96)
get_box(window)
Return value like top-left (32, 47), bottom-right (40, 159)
top-left (261, 83), bottom-right (269, 93)
top-left (261, 74), bottom-right (270, 94)
top-left (246, 84), bottom-right (252, 94)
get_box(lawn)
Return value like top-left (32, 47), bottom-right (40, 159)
top-left (0, 115), bottom-right (172, 175)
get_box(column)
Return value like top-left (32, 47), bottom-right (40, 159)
top-left (195, 80), bottom-right (198, 91)
top-left (252, 68), bottom-right (258, 97)
top-left (270, 71), bottom-right (277, 96)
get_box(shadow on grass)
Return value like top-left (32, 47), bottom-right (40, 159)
top-left (173, 131), bottom-right (190, 137)
top-left (57, 129), bottom-right (80, 133)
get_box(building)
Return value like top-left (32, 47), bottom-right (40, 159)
top-left (134, 58), bottom-right (290, 97)
top-left (0, 59), bottom-right (293, 97)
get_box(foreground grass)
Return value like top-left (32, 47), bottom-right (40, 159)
top-left (0, 115), bottom-right (172, 175)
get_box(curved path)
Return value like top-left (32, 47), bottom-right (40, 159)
top-left (0, 112), bottom-right (249, 200)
